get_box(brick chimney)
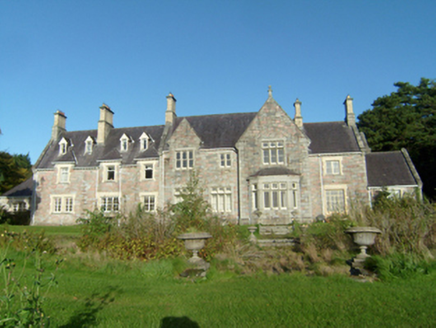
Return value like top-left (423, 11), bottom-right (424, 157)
top-left (165, 93), bottom-right (177, 125)
top-left (97, 103), bottom-right (114, 145)
top-left (293, 98), bottom-right (303, 128)
top-left (344, 95), bottom-right (356, 127)
top-left (51, 110), bottom-right (67, 140)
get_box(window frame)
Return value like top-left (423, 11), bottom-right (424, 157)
top-left (210, 187), bottom-right (232, 213)
top-left (139, 132), bottom-right (151, 151)
top-left (324, 186), bottom-right (347, 214)
top-left (175, 150), bottom-right (194, 170)
top-left (51, 195), bottom-right (75, 214)
top-left (219, 153), bottom-right (232, 168)
top-left (322, 157), bottom-right (343, 176)
top-left (58, 138), bottom-right (68, 156)
top-left (101, 163), bottom-right (119, 182)
top-left (261, 140), bottom-right (285, 165)
top-left (119, 134), bottom-right (130, 152)
top-left (140, 193), bottom-right (157, 212)
top-left (100, 196), bottom-right (120, 213)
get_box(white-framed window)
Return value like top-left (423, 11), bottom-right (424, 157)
top-left (101, 196), bottom-right (119, 212)
top-left (252, 184), bottom-right (259, 210)
top-left (262, 141), bottom-right (285, 165)
top-left (144, 163), bottom-right (153, 180)
top-left (210, 187), bottom-right (232, 212)
top-left (58, 138), bottom-right (68, 156)
top-left (120, 134), bottom-right (130, 152)
top-left (139, 132), bottom-right (151, 151)
top-left (56, 165), bottom-right (73, 184)
top-left (263, 183), bottom-right (287, 210)
top-left (54, 197), bottom-right (62, 213)
top-left (175, 150), bottom-right (194, 170)
top-left (142, 194), bottom-right (156, 212)
top-left (326, 160), bottom-right (340, 175)
top-left (60, 167), bottom-right (69, 183)
top-left (102, 164), bottom-right (118, 182)
top-left (252, 181), bottom-right (299, 211)
top-left (322, 157), bottom-right (343, 175)
top-left (85, 136), bottom-right (94, 154)
top-left (220, 153), bottom-right (231, 168)
top-left (13, 202), bottom-right (26, 212)
top-left (51, 195), bottom-right (74, 213)
top-left (325, 189), bottom-right (346, 213)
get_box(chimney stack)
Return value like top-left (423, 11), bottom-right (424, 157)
top-left (165, 93), bottom-right (177, 125)
top-left (51, 110), bottom-right (67, 140)
top-left (344, 95), bottom-right (356, 127)
top-left (293, 98), bottom-right (303, 128)
top-left (97, 103), bottom-right (114, 145)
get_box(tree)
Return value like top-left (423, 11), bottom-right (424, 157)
top-left (0, 151), bottom-right (32, 194)
top-left (357, 78), bottom-right (436, 199)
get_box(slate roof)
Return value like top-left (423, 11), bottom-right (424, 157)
top-left (366, 151), bottom-right (419, 187)
top-left (251, 167), bottom-right (300, 177)
top-left (174, 112), bottom-right (257, 149)
top-left (1, 178), bottom-right (34, 197)
top-left (36, 125), bottom-right (165, 169)
top-left (304, 122), bottom-right (361, 154)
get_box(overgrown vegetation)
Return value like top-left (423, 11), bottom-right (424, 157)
top-left (0, 244), bottom-right (62, 327)
top-left (2, 174), bottom-right (436, 325)
top-left (77, 172), bottom-right (239, 262)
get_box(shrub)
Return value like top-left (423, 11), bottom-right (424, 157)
top-left (349, 194), bottom-right (436, 258)
top-left (365, 253), bottom-right (436, 280)
top-left (0, 229), bottom-right (56, 254)
top-left (76, 172), bottom-right (239, 261)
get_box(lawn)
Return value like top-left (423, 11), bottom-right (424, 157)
top-left (1, 225), bottom-right (436, 327)
top-left (4, 252), bottom-right (435, 328)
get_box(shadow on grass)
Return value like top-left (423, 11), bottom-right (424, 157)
top-left (160, 316), bottom-right (200, 328)
top-left (59, 289), bottom-right (116, 327)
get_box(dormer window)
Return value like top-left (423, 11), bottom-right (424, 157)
top-left (139, 132), bottom-right (151, 151)
top-left (58, 138), bottom-right (68, 156)
top-left (120, 134), bottom-right (130, 152)
top-left (84, 136), bottom-right (94, 154)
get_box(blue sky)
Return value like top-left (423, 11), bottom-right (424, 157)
top-left (1, 0), bottom-right (435, 164)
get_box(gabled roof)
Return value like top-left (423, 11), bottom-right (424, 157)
top-left (304, 121), bottom-right (361, 154)
top-left (366, 151), bottom-right (419, 187)
top-left (1, 178), bottom-right (33, 197)
top-left (36, 125), bottom-right (164, 169)
top-left (174, 112), bottom-right (257, 149)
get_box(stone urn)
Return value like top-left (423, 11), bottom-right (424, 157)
top-left (177, 232), bottom-right (212, 264)
top-left (248, 226), bottom-right (257, 244)
top-left (345, 227), bottom-right (382, 261)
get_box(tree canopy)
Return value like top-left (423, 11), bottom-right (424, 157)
top-left (357, 78), bottom-right (436, 199)
top-left (0, 151), bottom-right (32, 194)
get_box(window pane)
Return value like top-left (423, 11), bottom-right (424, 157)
top-left (145, 164), bottom-right (153, 179)
top-left (281, 191), bottom-right (287, 209)
top-left (278, 148), bottom-right (284, 163)
top-left (107, 166), bottom-right (115, 180)
top-left (264, 191), bottom-right (270, 208)
top-left (272, 191), bottom-right (278, 208)
top-left (271, 149), bottom-right (277, 163)
top-left (263, 149), bottom-right (269, 164)
top-left (326, 190), bottom-right (345, 212)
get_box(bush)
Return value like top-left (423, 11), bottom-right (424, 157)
top-left (76, 172), bottom-right (239, 261)
top-left (349, 194), bottom-right (436, 258)
top-left (0, 229), bottom-right (56, 254)
top-left (365, 253), bottom-right (436, 280)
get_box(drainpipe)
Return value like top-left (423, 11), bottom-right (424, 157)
top-left (319, 156), bottom-right (325, 215)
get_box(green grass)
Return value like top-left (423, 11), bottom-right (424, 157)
top-left (3, 252), bottom-right (434, 328)
top-left (1, 224), bottom-right (82, 237)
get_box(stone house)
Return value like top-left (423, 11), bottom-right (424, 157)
top-left (1, 87), bottom-right (422, 225)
